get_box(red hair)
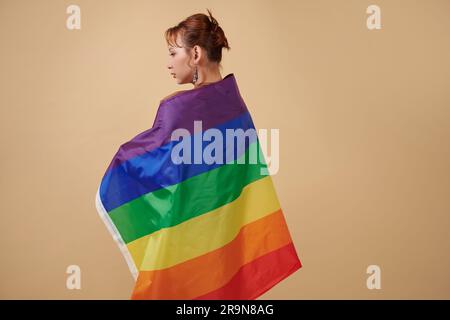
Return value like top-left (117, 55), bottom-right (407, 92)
top-left (165, 9), bottom-right (230, 64)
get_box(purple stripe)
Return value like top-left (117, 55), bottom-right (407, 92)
top-left (104, 73), bottom-right (247, 173)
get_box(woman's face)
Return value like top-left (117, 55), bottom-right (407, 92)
top-left (166, 34), bottom-right (195, 85)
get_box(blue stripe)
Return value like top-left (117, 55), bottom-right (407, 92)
top-left (100, 111), bottom-right (257, 212)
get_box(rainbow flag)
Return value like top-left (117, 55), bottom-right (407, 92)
top-left (95, 73), bottom-right (302, 299)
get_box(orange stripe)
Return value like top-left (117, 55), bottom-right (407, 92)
top-left (195, 242), bottom-right (302, 299)
top-left (131, 209), bottom-right (293, 299)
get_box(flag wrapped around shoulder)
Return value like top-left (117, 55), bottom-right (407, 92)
top-left (95, 73), bottom-right (302, 299)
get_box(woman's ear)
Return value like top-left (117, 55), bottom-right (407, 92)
top-left (193, 45), bottom-right (201, 61)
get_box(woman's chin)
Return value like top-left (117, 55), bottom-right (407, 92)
top-left (175, 78), bottom-right (189, 85)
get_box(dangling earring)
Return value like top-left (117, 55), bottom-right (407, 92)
top-left (192, 65), bottom-right (198, 84)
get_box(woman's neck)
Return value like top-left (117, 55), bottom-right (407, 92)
top-left (193, 67), bottom-right (222, 88)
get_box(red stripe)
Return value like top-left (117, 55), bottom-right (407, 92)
top-left (194, 242), bottom-right (302, 300)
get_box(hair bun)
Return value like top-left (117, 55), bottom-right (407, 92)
top-left (211, 22), bottom-right (219, 32)
top-left (207, 9), bottom-right (219, 32)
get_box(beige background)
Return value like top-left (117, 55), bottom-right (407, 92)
top-left (1, 0), bottom-right (449, 299)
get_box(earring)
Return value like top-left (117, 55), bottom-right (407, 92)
top-left (192, 66), bottom-right (198, 84)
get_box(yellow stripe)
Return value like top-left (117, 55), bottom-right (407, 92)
top-left (126, 175), bottom-right (281, 271)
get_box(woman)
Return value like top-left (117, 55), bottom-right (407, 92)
top-left (164, 9), bottom-right (230, 100)
top-left (96, 9), bottom-right (302, 300)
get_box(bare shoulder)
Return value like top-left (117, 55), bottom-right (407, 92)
top-left (161, 90), bottom-right (190, 102)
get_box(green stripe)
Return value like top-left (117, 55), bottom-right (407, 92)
top-left (109, 140), bottom-right (267, 244)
